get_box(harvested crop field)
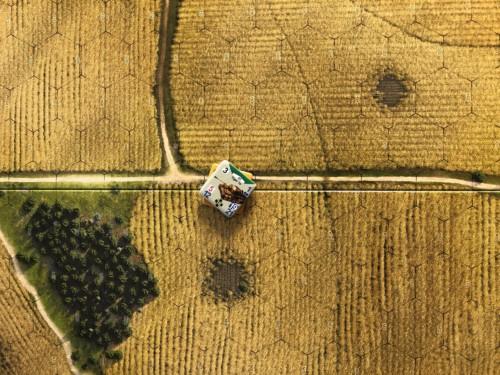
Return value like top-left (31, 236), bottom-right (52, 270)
top-left (107, 190), bottom-right (498, 375)
top-left (168, 0), bottom-right (499, 175)
top-left (0, 0), bottom-right (163, 173)
top-left (0, 242), bottom-right (70, 375)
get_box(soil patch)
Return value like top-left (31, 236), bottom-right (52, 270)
top-left (374, 72), bottom-right (408, 108)
top-left (203, 257), bottom-right (254, 302)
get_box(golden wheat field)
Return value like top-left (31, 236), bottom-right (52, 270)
top-left (104, 190), bottom-right (498, 375)
top-left (168, 0), bottom-right (499, 174)
top-left (0, 0), bottom-right (163, 173)
top-left (0, 242), bottom-right (70, 375)
top-left (360, 0), bottom-right (500, 44)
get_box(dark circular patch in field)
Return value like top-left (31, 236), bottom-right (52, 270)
top-left (203, 257), bottom-right (254, 302)
top-left (374, 72), bottom-right (408, 108)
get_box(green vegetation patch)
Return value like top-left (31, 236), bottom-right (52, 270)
top-left (23, 198), bottom-right (158, 368)
top-left (471, 171), bottom-right (486, 183)
top-left (0, 191), bottom-right (152, 373)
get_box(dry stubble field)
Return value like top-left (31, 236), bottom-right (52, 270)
top-left (169, 0), bottom-right (499, 175)
top-left (106, 190), bottom-right (498, 375)
top-left (0, 1), bottom-right (498, 374)
top-left (0, 242), bottom-right (70, 375)
top-left (0, 0), bottom-right (163, 173)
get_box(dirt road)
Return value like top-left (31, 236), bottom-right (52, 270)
top-left (0, 229), bottom-right (80, 374)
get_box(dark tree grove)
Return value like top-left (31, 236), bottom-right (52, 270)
top-left (25, 201), bottom-right (159, 357)
top-left (20, 197), bottom-right (36, 215)
top-left (15, 252), bottom-right (38, 267)
top-left (471, 171), bottom-right (486, 183)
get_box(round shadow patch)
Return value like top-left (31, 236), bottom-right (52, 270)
top-left (374, 72), bottom-right (408, 108)
top-left (203, 257), bottom-right (254, 303)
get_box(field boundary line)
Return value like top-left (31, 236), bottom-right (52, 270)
top-left (0, 174), bottom-right (498, 190)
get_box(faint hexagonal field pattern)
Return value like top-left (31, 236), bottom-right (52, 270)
top-left (56, 0), bottom-right (103, 44)
top-left (11, 0), bottom-right (57, 46)
top-left (228, 297), bottom-right (280, 353)
top-left (472, 69), bottom-right (500, 122)
top-left (416, 69), bottom-right (471, 127)
top-left (202, 0), bottom-right (255, 42)
top-left (102, 190), bottom-right (498, 375)
top-left (304, 254), bottom-right (344, 308)
top-left (387, 299), bottom-right (445, 359)
top-left (280, 297), bottom-right (336, 354)
top-left (0, 2), bottom-right (498, 375)
top-left (256, 72), bottom-right (308, 124)
top-left (176, 32), bottom-right (230, 85)
top-left (107, 76), bottom-right (157, 128)
top-left (0, 0), bottom-right (163, 173)
top-left (388, 115), bottom-right (444, 168)
top-left (449, 202), bottom-right (496, 267)
top-left (169, 0), bottom-right (499, 175)
top-left (287, 25), bottom-right (336, 82)
top-left (257, 252), bottom-right (309, 309)
top-left (82, 33), bottom-right (132, 87)
top-left (415, 255), bottom-right (469, 313)
top-left (444, 301), bottom-right (497, 362)
top-left (310, 75), bottom-right (362, 121)
top-left (231, 26), bottom-right (284, 85)
top-left (0, 35), bottom-right (35, 90)
top-left (250, 341), bottom-right (308, 375)
top-left (334, 24), bottom-right (390, 82)
top-left (203, 74), bottom-right (255, 125)
top-left (388, 30), bottom-right (443, 81)
top-left (104, 0), bottom-right (160, 46)
top-left (34, 34), bottom-right (80, 90)
top-left (445, 115), bottom-right (499, 173)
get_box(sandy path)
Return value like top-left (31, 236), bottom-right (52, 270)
top-left (0, 173), bottom-right (498, 190)
top-left (0, 229), bottom-right (80, 375)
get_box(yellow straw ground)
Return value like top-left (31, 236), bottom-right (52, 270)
top-left (169, 0), bottom-right (499, 175)
top-left (0, 242), bottom-right (70, 375)
top-left (0, 0), bottom-right (163, 173)
top-left (107, 190), bottom-right (497, 375)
